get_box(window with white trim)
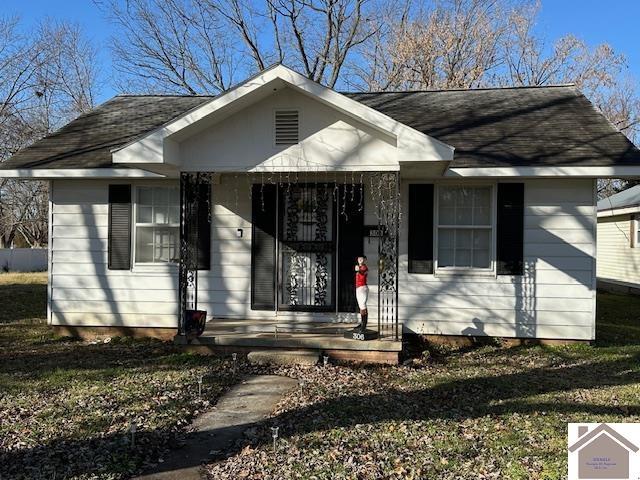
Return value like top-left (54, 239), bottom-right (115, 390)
top-left (635, 214), bottom-right (640, 248)
top-left (135, 186), bottom-right (180, 264)
top-left (437, 185), bottom-right (493, 269)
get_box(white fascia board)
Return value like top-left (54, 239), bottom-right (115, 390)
top-left (250, 164), bottom-right (399, 172)
top-left (113, 65), bottom-right (454, 166)
top-left (445, 166), bottom-right (640, 178)
top-left (0, 168), bottom-right (166, 179)
top-left (597, 205), bottom-right (640, 218)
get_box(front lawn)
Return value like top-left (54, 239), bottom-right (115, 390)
top-left (208, 292), bottom-right (640, 480)
top-left (0, 273), bottom-right (238, 480)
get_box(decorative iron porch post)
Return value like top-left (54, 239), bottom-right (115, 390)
top-left (375, 172), bottom-right (401, 340)
top-left (178, 172), bottom-right (211, 336)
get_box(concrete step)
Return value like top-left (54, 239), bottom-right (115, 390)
top-left (247, 349), bottom-right (320, 366)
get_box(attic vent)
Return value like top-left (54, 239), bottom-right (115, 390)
top-left (274, 110), bottom-right (299, 145)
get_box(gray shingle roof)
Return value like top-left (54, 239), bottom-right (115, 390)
top-left (597, 185), bottom-right (640, 211)
top-left (2, 85), bottom-right (640, 170)
top-left (1, 95), bottom-right (212, 169)
top-left (345, 86), bottom-right (640, 167)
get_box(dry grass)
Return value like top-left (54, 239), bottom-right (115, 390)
top-left (0, 272), bottom-right (238, 480)
top-left (0, 271), bottom-right (47, 286)
top-left (207, 293), bottom-right (640, 480)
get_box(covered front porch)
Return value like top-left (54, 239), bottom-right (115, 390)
top-left (175, 171), bottom-right (404, 363)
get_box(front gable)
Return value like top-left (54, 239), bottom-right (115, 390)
top-left (181, 87), bottom-right (409, 172)
top-left (112, 65), bottom-right (454, 172)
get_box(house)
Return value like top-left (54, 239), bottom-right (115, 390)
top-left (2, 64), bottom-right (640, 363)
top-left (597, 185), bottom-right (640, 294)
top-left (569, 424), bottom-right (639, 479)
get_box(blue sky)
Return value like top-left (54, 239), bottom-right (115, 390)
top-left (4, 0), bottom-right (640, 103)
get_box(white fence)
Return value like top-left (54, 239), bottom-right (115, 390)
top-left (0, 248), bottom-right (48, 272)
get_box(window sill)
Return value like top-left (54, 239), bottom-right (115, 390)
top-left (132, 263), bottom-right (179, 274)
top-left (435, 269), bottom-right (496, 278)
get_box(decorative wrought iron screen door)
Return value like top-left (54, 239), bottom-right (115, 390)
top-left (278, 184), bottom-right (336, 311)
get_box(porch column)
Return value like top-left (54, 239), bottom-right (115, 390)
top-left (373, 172), bottom-right (400, 340)
top-left (178, 172), bottom-right (212, 336)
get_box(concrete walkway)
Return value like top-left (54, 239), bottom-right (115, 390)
top-left (135, 375), bottom-right (298, 480)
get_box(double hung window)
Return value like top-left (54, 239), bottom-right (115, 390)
top-left (437, 186), bottom-right (493, 270)
top-left (134, 186), bottom-right (180, 264)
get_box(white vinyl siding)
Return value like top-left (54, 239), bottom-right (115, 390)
top-left (597, 213), bottom-right (640, 286)
top-left (50, 176), bottom-right (597, 340)
top-left (400, 178), bottom-right (596, 341)
top-left (50, 180), bottom-right (182, 329)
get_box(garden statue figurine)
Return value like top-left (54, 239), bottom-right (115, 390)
top-left (355, 255), bottom-right (369, 332)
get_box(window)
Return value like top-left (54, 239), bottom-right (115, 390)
top-left (135, 186), bottom-right (180, 264)
top-left (437, 185), bottom-right (493, 270)
top-left (634, 215), bottom-right (640, 248)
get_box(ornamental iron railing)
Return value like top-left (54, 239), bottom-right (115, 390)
top-left (178, 172), bottom-right (211, 336)
top-left (372, 172), bottom-right (400, 341)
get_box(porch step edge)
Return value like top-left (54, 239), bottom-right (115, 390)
top-left (175, 334), bottom-right (403, 351)
top-left (247, 349), bottom-right (320, 366)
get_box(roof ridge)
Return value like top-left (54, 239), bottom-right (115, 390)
top-left (112, 84), bottom-right (577, 98)
top-left (342, 84), bottom-right (576, 94)
top-left (115, 94), bottom-right (218, 98)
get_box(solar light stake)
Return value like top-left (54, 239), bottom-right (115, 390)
top-left (323, 355), bottom-right (329, 367)
top-left (129, 421), bottom-right (136, 448)
top-left (198, 375), bottom-right (203, 397)
top-left (232, 353), bottom-right (238, 375)
top-left (271, 426), bottom-right (279, 454)
top-left (299, 379), bottom-right (305, 396)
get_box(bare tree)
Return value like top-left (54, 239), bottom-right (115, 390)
top-left (348, 0), bottom-right (523, 91)
top-left (0, 181), bottom-right (48, 248)
top-left (101, 0), bottom-right (381, 93)
top-left (0, 17), bottom-right (98, 248)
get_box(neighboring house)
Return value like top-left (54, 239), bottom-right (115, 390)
top-left (597, 185), bottom-right (640, 294)
top-left (2, 65), bottom-right (640, 360)
top-left (569, 424), bottom-right (639, 479)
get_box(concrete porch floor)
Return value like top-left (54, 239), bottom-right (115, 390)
top-left (174, 319), bottom-right (403, 364)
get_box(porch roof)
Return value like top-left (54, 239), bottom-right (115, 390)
top-left (2, 66), bottom-right (640, 175)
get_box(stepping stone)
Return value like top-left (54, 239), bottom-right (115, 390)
top-left (247, 349), bottom-right (320, 366)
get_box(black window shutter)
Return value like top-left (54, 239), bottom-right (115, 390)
top-left (338, 184), bottom-right (364, 312)
top-left (108, 184), bottom-right (132, 270)
top-left (197, 183), bottom-right (211, 270)
top-left (251, 184), bottom-right (277, 310)
top-left (408, 184), bottom-right (434, 274)
top-left (496, 183), bottom-right (525, 275)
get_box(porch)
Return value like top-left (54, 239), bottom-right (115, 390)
top-left (176, 171), bottom-right (403, 363)
top-left (175, 319), bottom-right (403, 364)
